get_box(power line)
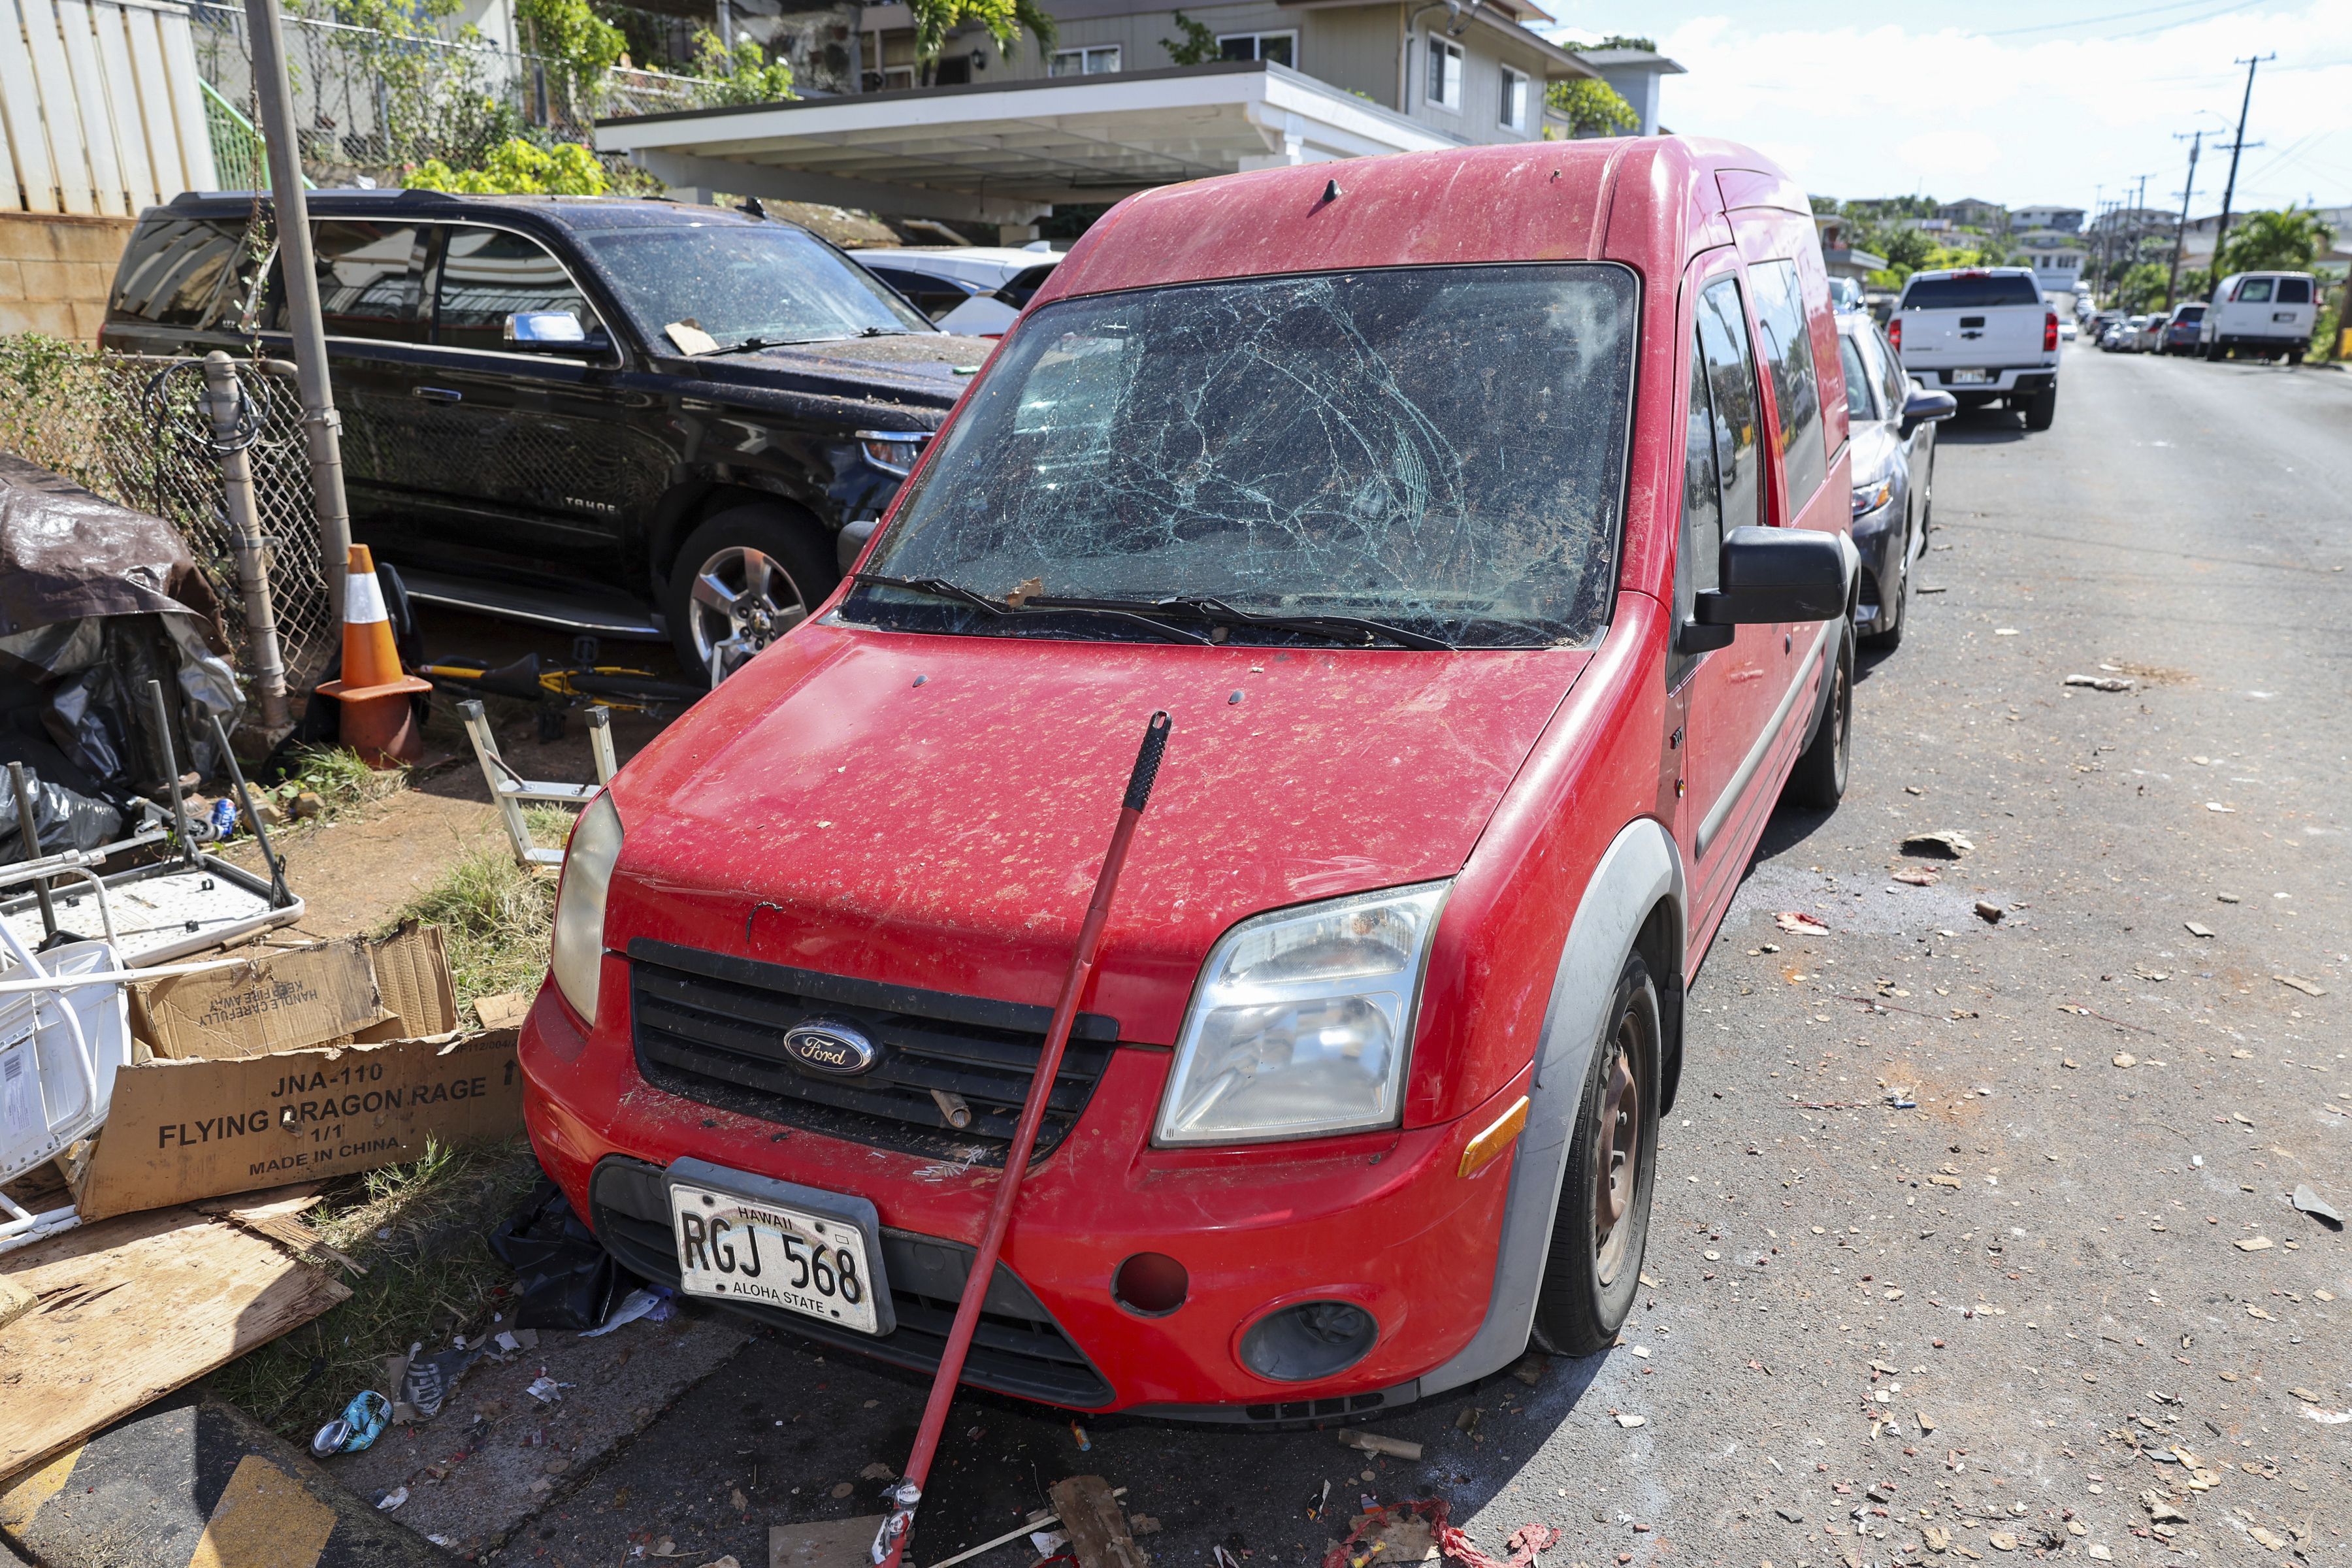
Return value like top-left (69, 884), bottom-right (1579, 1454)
top-left (1982, 0), bottom-right (2229, 37)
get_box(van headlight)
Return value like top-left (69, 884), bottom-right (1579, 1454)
top-left (549, 792), bottom-right (623, 1026)
top-left (1154, 883), bottom-right (1448, 1145)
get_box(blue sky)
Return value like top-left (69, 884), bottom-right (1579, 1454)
top-left (1541, 1), bottom-right (2352, 216)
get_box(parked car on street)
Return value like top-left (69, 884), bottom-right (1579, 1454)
top-left (101, 191), bottom-right (993, 683)
top-left (2198, 271), bottom-right (2319, 361)
top-left (519, 138), bottom-right (1863, 1418)
top-left (2057, 318), bottom-right (2078, 341)
top-left (2102, 315), bottom-right (2148, 351)
top-left (2132, 312), bottom-right (2169, 353)
top-left (858, 246), bottom-right (1061, 338)
top-left (1889, 266), bottom-right (2059, 428)
top-left (1838, 312), bottom-right (1955, 650)
top-left (2162, 302), bottom-right (2207, 354)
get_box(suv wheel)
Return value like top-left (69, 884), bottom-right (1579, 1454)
top-left (1529, 951), bottom-right (1660, 1357)
top-left (1782, 622), bottom-right (1852, 810)
top-left (665, 505), bottom-right (838, 685)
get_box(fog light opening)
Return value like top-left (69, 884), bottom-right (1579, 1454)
top-left (1239, 1299), bottom-right (1379, 1382)
top-left (1113, 1252), bottom-right (1188, 1316)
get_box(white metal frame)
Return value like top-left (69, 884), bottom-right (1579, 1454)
top-left (459, 700), bottom-right (616, 868)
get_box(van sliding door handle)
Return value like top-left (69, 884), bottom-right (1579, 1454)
top-left (412, 386), bottom-right (463, 402)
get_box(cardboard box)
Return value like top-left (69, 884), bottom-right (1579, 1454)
top-left (75, 925), bottom-right (521, 1222)
top-left (128, 938), bottom-right (385, 1060)
top-left (72, 1028), bottom-right (523, 1222)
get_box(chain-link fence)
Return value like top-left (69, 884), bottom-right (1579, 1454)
top-left (186, 0), bottom-right (713, 180)
top-left (0, 340), bottom-right (337, 693)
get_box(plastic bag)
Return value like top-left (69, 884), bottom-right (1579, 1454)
top-left (0, 766), bottom-right (122, 858)
top-left (490, 1180), bottom-right (636, 1331)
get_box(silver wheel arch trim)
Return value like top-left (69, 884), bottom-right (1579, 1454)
top-left (1417, 816), bottom-right (1684, 1396)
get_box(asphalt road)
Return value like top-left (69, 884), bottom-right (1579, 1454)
top-left (513, 346), bottom-right (2351, 1568)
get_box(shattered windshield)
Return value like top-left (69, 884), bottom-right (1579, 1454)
top-left (845, 263), bottom-right (1638, 647)
top-left (577, 224), bottom-right (932, 351)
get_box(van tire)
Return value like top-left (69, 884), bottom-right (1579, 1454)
top-left (1529, 951), bottom-right (1661, 1358)
top-left (664, 504), bottom-right (839, 686)
top-left (2023, 386), bottom-right (2057, 431)
top-left (1782, 622), bottom-right (1852, 811)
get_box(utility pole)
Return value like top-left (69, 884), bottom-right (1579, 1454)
top-left (2209, 52), bottom-right (2274, 286)
top-left (242, 0), bottom-right (353, 621)
top-left (2167, 130), bottom-right (2202, 309)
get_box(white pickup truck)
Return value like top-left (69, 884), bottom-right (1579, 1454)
top-left (1889, 267), bottom-right (2061, 430)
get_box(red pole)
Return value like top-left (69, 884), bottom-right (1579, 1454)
top-left (873, 711), bottom-right (1173, 1568)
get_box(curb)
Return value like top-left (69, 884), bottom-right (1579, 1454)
top-left (0, 1388), bottom-right (451, 1568)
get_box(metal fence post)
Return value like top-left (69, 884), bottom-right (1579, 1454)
top-left (242, 0), bottom-right (353, 622)
top-left (201, 351), bottom-right (291, 731)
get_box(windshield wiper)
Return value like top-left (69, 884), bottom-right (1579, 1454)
top-left (1145, 594), bottom-right (1457, 652)
top-left (851, 574), bottom-right (1213, 646)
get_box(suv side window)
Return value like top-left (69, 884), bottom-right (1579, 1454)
top-left (109, 218), bottom-right (244, 329)
top-left (1746, 258), bottom-right (1826, 508)
top-left (436, 225), bottom-right (602, 351)
top-left (276, 221), bottom-right (427, 339)
top-left (1671, 331), bottom-right (1725, 689)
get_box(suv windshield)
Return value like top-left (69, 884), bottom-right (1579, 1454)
top-left (846, 263), bottom-right (1638, 648)
top-left (577, 223), bottom-right (933, 348)
top-left (1901, 274), bottom-right (2040, 308)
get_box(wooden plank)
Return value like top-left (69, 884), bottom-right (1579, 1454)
top-left (0, 0), bottom-right (59, 212)
top-left (118, 5), bottom-right (180, 199)
top-left (89, 1), bottom-right (155, 209)
top-left (54, 0), bottom-right (125, 216)
top-left (0, 1206), bottom-right (351, 1482)
top-left (1047, 1477), bottom-right (1148, 1568)
top-left (152, 0), bottom-right (215, 195)
top-left (20, 0), bottom-right (97, 214)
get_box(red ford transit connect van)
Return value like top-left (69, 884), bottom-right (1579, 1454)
top-left (519, 136), bottom-right (1857, 1421)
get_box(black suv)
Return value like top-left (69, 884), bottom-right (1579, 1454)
top-left (101, 191), bottom-right (994, 681)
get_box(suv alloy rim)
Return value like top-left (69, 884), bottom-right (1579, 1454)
top-left (1592, 1017), bottom-right (1641, 1286)
top-left (689, 546), bottom-right (808, 681)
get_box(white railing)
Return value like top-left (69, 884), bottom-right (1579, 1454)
top-left (0, 0), bottom-right (218, 214)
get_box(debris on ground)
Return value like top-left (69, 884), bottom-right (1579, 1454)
top-left (2273, 974), bottom-right (2327, 997)
top-left (1339, 1428), bottom-right (1424, 1460)
top-left (1510, 1354), bottom-right (1548, 1386)
top-left (770, 1516), bottom-right (887, 1568)
top-left (578, 1284), bottom-right (674, 1338)
top-left (1775, 911), bottom-right (1831, 934)
top-left (2063, 674), bottom-right (2135, 691)
top-left (1892, 866), bottom-right (1940, 886)
top-left (2184, 922), bottom-right (2215, 938)
top-left (1051, 1475), bottom-right (1149, 1568)
top-left (1902, 830), bottom-right (1974, 858)
top-left (490, 1180), bottom-right (636, 1331)
top-left (1456, 1407), bottom-right (1482, 1434)
top-left (2232, 1236), bottom-right (2273, 1252)
top-left (310, 1388), bottom-right (392, 1458)
top-left (376, 1485), bottom-right (408, 1511)
top-left (1974, 901), bottom-right (2004, 924)
top-left (2291, 1185), bottom-right (2342, 1228)
top-left (2113, 1054), bottom-right (2137, 1068)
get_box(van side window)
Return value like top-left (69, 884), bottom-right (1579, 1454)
top-left (1746, 258), bottom-right (1826, 508)
top-left (1671, 333), bottom-right (1724, 689)
top-left (436, 226), bottom-right (602, 351)
top-left (278, 221), bottom-right (427, 339)
top-left (108, 218), bottom-right (242, 328)
top-left (1695, 277), bottom-right (1763, 534)
top-left (2236, 278), bottom-right (2273, 303)
top-left (2275, 278), bottom-right (2311, 304)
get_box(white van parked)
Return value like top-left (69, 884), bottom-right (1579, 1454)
top-left (2198, 272), bottom-right (2319, 363)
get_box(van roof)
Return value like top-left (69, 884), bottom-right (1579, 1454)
top-left (1034, 135), bottom-right (1802, 306)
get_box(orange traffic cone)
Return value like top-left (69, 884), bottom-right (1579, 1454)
top-left (316, 545), bottom-right (433, 766)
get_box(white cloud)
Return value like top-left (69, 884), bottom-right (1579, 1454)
top-left (1636, 5), bottom-right (2352, 212)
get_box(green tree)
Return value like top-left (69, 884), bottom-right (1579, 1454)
top-left (686, 29), bottom-right (798, 104)
top-left (2214, 206), bottom-right (2334, 276)
top-left (1160, 10), bottom-right (1219, 65)
top-left (516, 0), bottom-right (625, 87)
top-left (1544, 78), bottom-right (1637, 137)
top-left (2114, 261), bottom-right (2169, 312)
top-left (906, 0), bottom-right (1056, 78)
top-left (405, 139), bottom-right (610, 194)
top-left (1571, 33), bottom-right (1657, 51)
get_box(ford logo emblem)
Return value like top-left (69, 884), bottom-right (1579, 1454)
top-left (782, 1019), bottom-right (879, 1076)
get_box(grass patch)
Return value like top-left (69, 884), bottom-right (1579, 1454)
top-left (208, 815), bottom-right (577, 1435)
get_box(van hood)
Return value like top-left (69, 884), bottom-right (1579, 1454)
top-left (602, 623), bottom-right (1588, 1045)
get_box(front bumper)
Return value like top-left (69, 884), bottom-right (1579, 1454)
top-left (518, 958), bottom-right (1521, 1416)
top-left (1851, 497), bottom-right (1904, 626)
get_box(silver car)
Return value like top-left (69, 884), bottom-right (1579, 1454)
top-left (1838, 312), bottom-right (1956, 651)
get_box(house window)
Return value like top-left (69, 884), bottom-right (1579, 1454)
top-left (1217, 31), bottom-right (1294, 66)
top-left (1049, 45), bottom-right (1120, 74)
top-left (1425, 35), bottom-right (1462, 110)
top-left (1499, 65), bottom-right (1528, 130)
top-left (881, 65), bottom-right (915, 90)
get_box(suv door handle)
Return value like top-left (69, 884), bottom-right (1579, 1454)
top-left (412, 386), bottom-right (463, 402)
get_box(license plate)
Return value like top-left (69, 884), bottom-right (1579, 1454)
top-left (1946, 369), bottom-right (1990, 385)
top-left (2274, 312), bottom-right (2296, 323)
top-left (669, 1178), bottom-right (885, 1333)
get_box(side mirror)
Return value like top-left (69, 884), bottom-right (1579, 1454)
top-left (1898, 386), bottom-right (1957, 436)
top-left (505, 310), bottom-right (596, 351)
top-left (1694, 525), bottom-right (1848, 629)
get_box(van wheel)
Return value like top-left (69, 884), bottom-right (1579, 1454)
top-left (665, 504), bottom-right (838, 685)
top-left (2023, 386), bottom-right (2057, 431)
top-left (1782, 623), bottom-right (1852, 811)
top-left (1529, 952), bottom-right (1660, 1358)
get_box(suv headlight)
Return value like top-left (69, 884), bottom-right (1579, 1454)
top-left (1851, 478), bottom-right (1893, 518)
top-left (1154, 883), bottom-right (1448, 1146)
top-left (549, 792), bottom-right (623, 1026)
